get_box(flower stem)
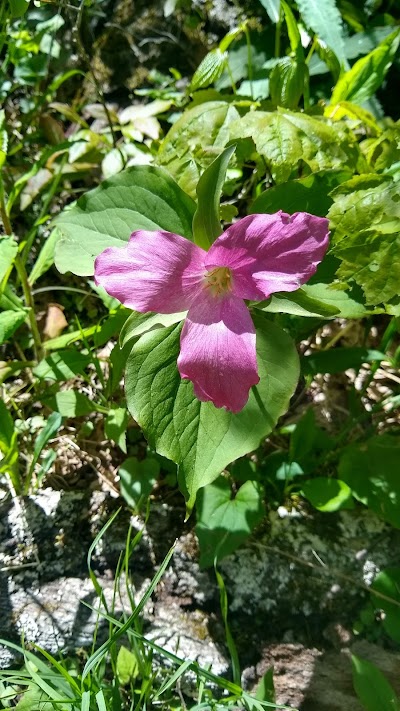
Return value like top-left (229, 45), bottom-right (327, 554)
top-left (0, 174), bottom-right (12, 236)
top-left (14, 255), bottom-right (43, 362)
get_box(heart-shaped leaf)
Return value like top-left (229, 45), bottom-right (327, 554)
top-left (125, 314), bottom-right (299, 509)
top-left (54, 166), bottom-right (196, 276)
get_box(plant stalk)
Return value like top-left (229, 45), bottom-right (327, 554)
top-left (14, 256), bottom-right (43, 362)
top-left (1, 173), bottom-right (43, 361)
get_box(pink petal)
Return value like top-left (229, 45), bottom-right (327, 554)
top-left (205, 212), bottom-right (329, 300)
top-left (95, 230), bottom-right (206, 313)
top-left (178, 291), bottom-right (259, 413)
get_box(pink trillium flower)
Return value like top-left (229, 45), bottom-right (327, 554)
top-left (95, 212), bottom-right (329, 413)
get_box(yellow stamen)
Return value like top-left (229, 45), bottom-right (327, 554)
top-left (204, 267), bottom-right (232, 297)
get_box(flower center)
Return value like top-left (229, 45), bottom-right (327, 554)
top-left (204, 267), bottom-right (232, 297)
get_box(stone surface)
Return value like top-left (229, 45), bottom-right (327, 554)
top-left (1, 488), bottom-right (400, 709)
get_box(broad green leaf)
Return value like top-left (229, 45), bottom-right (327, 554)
top-left (116, 646), bottom-right (139, 686)
top-left (361, 124), bottom-right (400, 174)
top-left (196, 477), bottom-right (264, 567)
top-left (371, 568), bottom-right (400, 645)
top-left (119, 456), bottom-right (159, 509)
top-left (105, 407), bottom-right (129, 452)
top-left (0, 236), bottom-right (18, 288)
top-left (15, 684), bottom-right (55, 710)
top-left (120, 310), bottom-right (186, 347)
top-left (125, 315), bottom-right (299, 508)
top-left (258, 289), bottom-right (339, 318)
top-left (269, 57), bottom-right (307, 110)
top-left (189, 49), bottom-right (228, 92)
top-left (9, 0), bottom-right (29, 18)
top-left (33, 350), bottom-right (91, 381)
top-left (302, 347), bottom-right (386, 375)
top-left (302, 478), bottom-right (353, 512)
top-left (251, 169), bottom-right (351, 217)
top-left (331, 29), bottom-right (400, 106)
top-left (54, 166), bottom-right (196, 276)
top-left (157, 101), bottom-right (240, 198)
top-left (0, 310), bottom-right (26, 344)
top-left (295, 0), bottom-right (346, 66)
top-left (0, 398), bottom-right (15, 453)
top-left (327, 102), bottom-right (381, 135)
top-left (352, 655), bottom-right (399, 711)
top-left (338, 435), bottom-right (400, 528)
top-left (29, 228), bottom-right (61, 286)
top-left (257, 0), bottom-right (280, 23)
top-left (45, 390), bottom-right (97, 418)
top-left (231, 109), bottom-right (359, 183)
top-left (329, 176), bottom-right (400, 304)
top-left (299, 283), bottom-right (370, 319)
top-left (192, 144), bottom-right (236, 249)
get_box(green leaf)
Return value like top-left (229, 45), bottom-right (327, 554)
top-left (255, 667), bottom-right (275, 703)
top-left (0, 398), bottom-right (15, 453)
top-left (125, 315), bottom-right (299, 508)
top-left (329, 176), bottom-right (400, 304)
top-left (116, 646), bottom-right (139, 686)
top-left (44, 310), bottom-right (128, 351)
top-left (0, 310), bottom-right (26, 344)
top-left (0, 284), bottom-right (24, 312)
top-left (257, 0), bottom-right (280, 23)
top-left (9, 0), bottom-right (29, 18)
top-left (105, 407), bottom-right (129, 452)
top-left (29, 228), bottom-right (61, 286)
top-left (44, 390), bottom-right (97, 418)
top-left (231, 109), bottom-right (359, 183)
top-left (15, 684), bottom-right (55, 710)
top-left (119, 310), bottom-right (186, 347)
top-left (119, 456), bottom-right (159, 509)
top-left (352, 655), bottom-right (399, 711)
top-left (28, 412), bottom-right (62, 479)
top-left (331, 29), bottom-right (400, 106)
top-left (302, 478), bottom-right (354, 512)
top-left (295, 0), bottom-right (346, 66)
top-left (0, 236), bottom-right (18, 289)
top-left (192, 144), bottom-right (236, 250)
top-left (158, 101), bottom-right (240, 198)
top-left (290, 408), bottom-right (317, 462)
top-left (339, 435), bottom-right (400, 528)
top-left (281, 0), bottom-right (303, 58)
top-left (196, 477), bottom-right (264, 567)
top-left (313, 38), bottom-right (341, 81)
top-left (33, 350), bottom-right (91, 381)
top-left (302, 347), bottom-right (386, 375)
top-left (269, 56), bottom-right (307, 110)
top-left (54, 166), bottom-right (196, 276)
top-left (189, 49), bottom-right (228, 92)
top-left (371, 568), bottom-right (400, 645)
top-left (251, 169), bottom-right (352, 217)
top-left (298, 283), bottom-right (370, 319)
top-left (259, 288), bottom-right (339, 318)
top-left (362, 124), bottom-right (400, 175)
